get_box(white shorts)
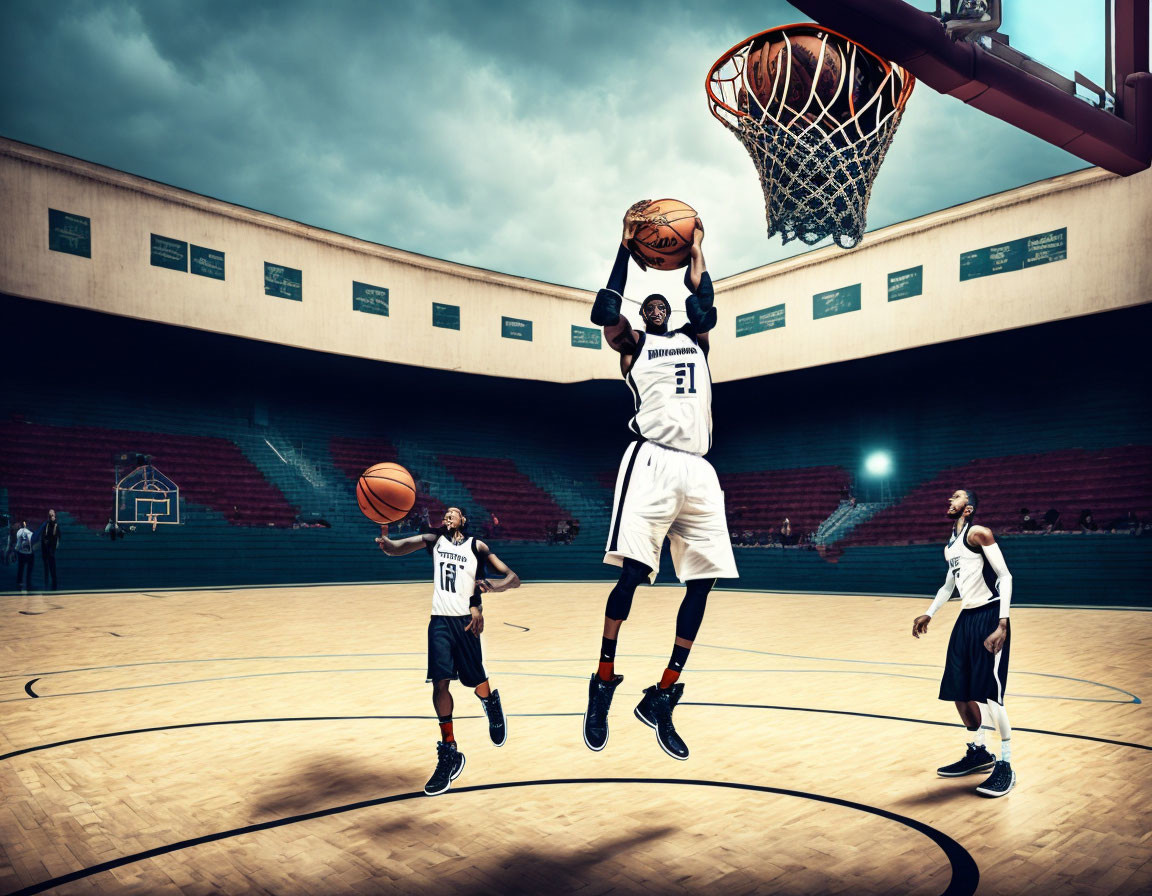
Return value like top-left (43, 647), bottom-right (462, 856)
top-left (604, 440), bottom-right (739, 583)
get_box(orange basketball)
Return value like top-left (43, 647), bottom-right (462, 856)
top-left (764, 34), bottom-right (843, 121)
top-left (357, 462), bottom-right (416, 524)
top-left (627, 198), bottom-right (698, 270)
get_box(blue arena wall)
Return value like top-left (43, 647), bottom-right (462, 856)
top-left (1, 294), bottom-right (1149, 605)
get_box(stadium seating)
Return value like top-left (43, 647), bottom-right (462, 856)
top-left (843, 446), bottom-right (1152, 546)
top-left (436, 454), bottom-right (573, 540)
top-left (0, 420), bottom-right (299, 529)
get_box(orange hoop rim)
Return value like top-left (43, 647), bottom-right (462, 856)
top-left (705, 21), bottom-right (916, 126)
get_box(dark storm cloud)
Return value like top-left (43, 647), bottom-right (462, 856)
top-left (0, 1), bottom-right (1089, 289)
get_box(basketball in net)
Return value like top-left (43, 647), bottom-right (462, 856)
top-left (709, 23), bottom-right (914, 249)
top-left (626, 198), bottom-right (698, 270)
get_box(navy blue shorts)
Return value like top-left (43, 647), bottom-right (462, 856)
top-left (426, 614), bottom-right (487, 688)
top-left (938, 602), bottom-right (1010, 704)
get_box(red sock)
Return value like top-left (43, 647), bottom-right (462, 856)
top-left (659, 667), bottom-right (680, 689)
top-left (597, 661), bottom-right (615, 681)
top-left (438, 717), bottom-right (454, 743)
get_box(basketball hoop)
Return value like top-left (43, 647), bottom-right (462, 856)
top-left (706, 23), bottom-right (915, 249)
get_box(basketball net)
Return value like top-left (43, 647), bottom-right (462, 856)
top-left (707, 24), bottom-right (915, 249)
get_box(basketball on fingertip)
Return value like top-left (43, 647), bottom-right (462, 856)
top-left (626, 198), bottom-right (698, 270)
top-left (357, 462), bottom-right (416, 524)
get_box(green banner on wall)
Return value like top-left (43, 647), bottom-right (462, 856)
top-left (813, 283), bottom-right (861, 319)
top-left (433, 302), bottom-right (460, 330)
top-left (150, 234), bottom-right (187, 271)
top-left (502, 316), bottom-right (532, 341)
top-left (571, 325), bottom-right (601, 349)
top-left (353, 281), bottom-right (389, 316)
top-left (265, 262), bottom-right (302, 301)
top-left (191, 245), bottom-right (225, 280)
top-left (960, 227), bottom-right (1066, 281)
top-left (887, 265), bottom-right (922, 301)
top-left (736, 304), bottom-right (786, 337)
top-left (48, 209), bottom-right (91, 258)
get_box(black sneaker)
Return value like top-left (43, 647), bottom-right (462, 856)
top-left (937, 743), bottom-right (996, 777)
top-left (976, 760), bottom-right (1016, 797)
top-left (477, 689), bottom-right (507, 747)
top-left (423, 741), bottom-right (466, 796)
top-left (583, 673), bottom-right (623, 751)
top-left (634, 683), bottom-right (689, 761)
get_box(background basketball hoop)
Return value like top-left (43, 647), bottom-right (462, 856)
top-left (707, 23), bottom-right (915, 249)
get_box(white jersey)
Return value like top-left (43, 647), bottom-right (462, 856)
top-left (626, 329), bottom-right (712, 455)
top-left (945, 520), bottom-right (999, 610)
top-left (430, 533), bottom-right (483, 616)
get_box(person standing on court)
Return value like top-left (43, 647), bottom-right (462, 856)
top-left (14, 520), bottom-right (34, 591)
top-left (41, 509), bottom-right (61, 591)
top-left (375, 506), bottom-right (520, 796)
top-left (583, 206), bottom-right (738, 761)
top-left (912, 488), bottom-right (1016, 797)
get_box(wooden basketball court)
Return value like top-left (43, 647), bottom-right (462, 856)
top-left (2, 584), bottom-right (1150, 895)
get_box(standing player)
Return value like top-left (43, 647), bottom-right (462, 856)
top-left (583, 207), bottom-right (738, 760)
top-left (912, 488), bottom-right (1016, 797)
top-left (376, 506), bottom-right (520, 795)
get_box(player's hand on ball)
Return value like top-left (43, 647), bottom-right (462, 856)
top-left (912, 615), bottom-right (931, 638)
top-left (623, 199), bottom-right (650, 253)
top-left (692, 217), bottom-right (704, 245)
top-left (465, 608), bottom-right (484, 637)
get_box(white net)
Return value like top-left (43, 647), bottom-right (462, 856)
top-left (708, 26), bottom-right (915, 249)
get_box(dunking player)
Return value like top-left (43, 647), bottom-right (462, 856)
top-left (376, 506), bottom-right (520, 795)
top-left (583, 206), bottom-right (738, 760)
top-left (913, 488), bottom-right (1016, 797)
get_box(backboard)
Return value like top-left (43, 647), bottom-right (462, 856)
top-left (788, 0), bottom-right (1151, 174)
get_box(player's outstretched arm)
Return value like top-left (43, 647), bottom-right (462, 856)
top-left (913, 571), bottom-right (957, 637)
top-left (476, 542), bottom-right (520, 592)
top-left (969, 525), bottom-right (1012, 653)
top-left (683, 219), bottom-right (715, 352)
top-left (375, 526), bottom-right (435, 556)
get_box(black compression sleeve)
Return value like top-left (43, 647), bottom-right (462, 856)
top-left (607, 243), bottom-right (631, 295)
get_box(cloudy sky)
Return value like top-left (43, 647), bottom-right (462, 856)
top-left (0, 1), bottom-right (1111, 296)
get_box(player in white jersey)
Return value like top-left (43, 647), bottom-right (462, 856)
top-left (583, 207), bottom-right (738, 761)
top-left (912, 489), bottom-right (1016, 797)
top-left (376, 506), bottom-right (520, 795)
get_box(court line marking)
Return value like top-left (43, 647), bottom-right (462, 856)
top-left (1, 648), bottom-right (1139, 703)
top-left (0, 777), bottom-right (978, 896)
top-left (6, 664), bottom-right (1134, 705)
top-left (2, 704), bottom-right (1148, 762)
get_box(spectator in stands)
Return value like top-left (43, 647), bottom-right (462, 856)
top-left (568, 519), bottom-right (580, 542)
top-left (556, 519), bottom-right (570, 544)
top-left (780, 517), bottom-right (793, 546)
top-left (1078, 510), bottom-right (1099, 534)
top-left (14, 520), bottom-right (34, 590)
top-left (490, 514), bottom-right (501, 538)
top-left (40, 509), bottom-right (61, 591)
top-left (1109, 511), bottom-right (1140, 534)
top-left (1018, 508), bottom-right (1037, 533)
top-left (104, 517), bottom-right (124, 541)
top-left (1042, 508), bottom-right (1062, 533)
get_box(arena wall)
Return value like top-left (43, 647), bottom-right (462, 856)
top-left (2, 138), bottom-right (1150, 384)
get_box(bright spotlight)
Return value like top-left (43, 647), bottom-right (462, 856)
top-left (864, 451), bottom-right (892, 477)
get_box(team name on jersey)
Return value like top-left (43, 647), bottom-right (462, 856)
top-left (437, 549), bottom-right (469, 563)
top-left (647, 346), bottom-right (697, 359)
